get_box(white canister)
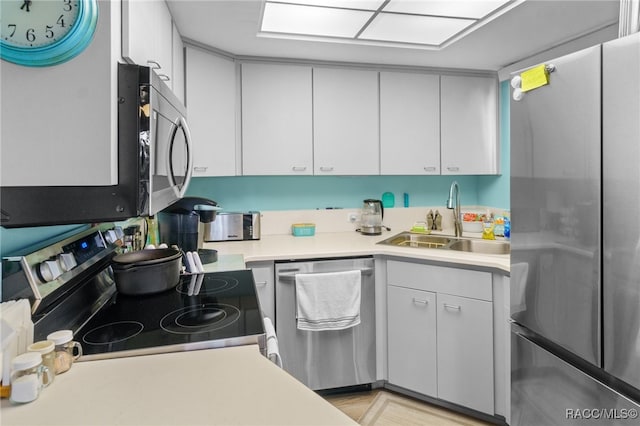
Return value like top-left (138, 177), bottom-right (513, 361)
top-left (46, 330), bottom-right (83, 374)
top-left (10, 352), bottom-right (53, 404)
top-left (27, 340), bottom-right (56, 385)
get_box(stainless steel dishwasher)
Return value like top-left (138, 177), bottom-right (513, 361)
top-left (275, 257), bottom-right (376, 390)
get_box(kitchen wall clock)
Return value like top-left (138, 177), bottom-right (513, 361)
top-left (1, 0), bottom-right (98, 67)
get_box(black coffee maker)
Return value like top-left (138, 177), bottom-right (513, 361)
top-left (157, 197), bottom-right (220, 253)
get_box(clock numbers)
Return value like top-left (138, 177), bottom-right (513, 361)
top-left (26, 28), bottom-right (35, 43)
top-left (1, 0), bottom-right (78, 47)
top-left (1, 0), bottom-right (98, 67)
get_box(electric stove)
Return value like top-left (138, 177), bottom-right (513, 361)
top-left (78, 269), bottom-right (266, 360)
top-left (2, 225), bottom-right (266, 361)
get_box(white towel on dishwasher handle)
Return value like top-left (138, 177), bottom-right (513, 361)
top-left (263, 317), bottom-right (282, 368)
top-left (295, 270), bottom-right (361, 331)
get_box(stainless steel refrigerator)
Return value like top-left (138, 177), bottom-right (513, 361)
top-left (510, 33), bottom-right (640, 425)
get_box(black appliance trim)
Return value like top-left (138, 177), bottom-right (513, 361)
top-left (0, 64), bottom-right (146, 228)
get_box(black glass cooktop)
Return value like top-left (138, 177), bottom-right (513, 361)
top-left (77, 269), bottom-right (265, 360)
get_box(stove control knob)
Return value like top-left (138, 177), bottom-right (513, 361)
top-left (57, 253), bottom-right (77, 272)
top-left (37, 260), bottom-right (62, 283)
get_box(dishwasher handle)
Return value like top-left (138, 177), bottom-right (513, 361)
top-left (277, 268), bottom-right (374, 283)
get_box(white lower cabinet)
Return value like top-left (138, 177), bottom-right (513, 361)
top-left (436, 293), bottom-right (494, 414)
top-left (246, 261), bottom-right (275, 323)
top-left (387, 286), bottom-right (437, 397)
top-left (386, 260), bottom-right (494, 415)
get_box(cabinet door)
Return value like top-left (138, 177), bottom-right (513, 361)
top-left (122, 0), bottom-right (173, 81)
top-left (185, 47), bottom-right (238, 176)
top-left (437, 293), bottom-right (494, 414)
top-left (387, 285), bottom-right (437, 397)
top-left (247, 261), bottom-right (275, 323)
top-left (241, 63), bottom-right (313, 175)
top-left (171, 23), bottom-right (185, 104)
top-left (313, 68), bottom-right (379, 175)
top-left (441, 75), bottom-right (498, 175)
top-left (380, 72), bottom-right (440, 175)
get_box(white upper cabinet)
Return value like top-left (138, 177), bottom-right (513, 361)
top-left (380, 72), bottom-right (440, 175)
top-left (440, 75), bottom-right (498, 175)
top-left (313, 67), bottom-right (380, 175)
top-left (172, 23), bottom-right (185, 104)
top-left (241, 63), bottom-right (313, 175)
top-left (122, 0), bottom-right (173, 82)
top-left (185, 47), bottom-right (238, 177)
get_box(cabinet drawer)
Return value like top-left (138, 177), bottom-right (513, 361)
top-left (387, 260), bottom-right (492, 301)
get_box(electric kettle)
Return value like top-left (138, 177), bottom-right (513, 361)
top-left (360, 199), bottom-right (384, 235)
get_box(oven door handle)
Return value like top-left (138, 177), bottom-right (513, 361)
top-left (277, 268), bottom-right (373, 284)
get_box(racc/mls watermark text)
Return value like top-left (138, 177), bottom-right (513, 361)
top-left (566, 408), bottom-right (638, 421)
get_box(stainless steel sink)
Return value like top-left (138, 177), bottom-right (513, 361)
top-left (447, 239), bottom-right (511, 255)
top-left (377, 232), bottom-right (456, 249)
top-left (377, 231), bottom-right (510, 255)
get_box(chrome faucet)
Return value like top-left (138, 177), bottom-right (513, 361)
top-left (447, 181), bottom-right (463, 237)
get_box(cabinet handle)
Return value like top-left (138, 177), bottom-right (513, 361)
top-left (292, 166), bottom-right (307, 172)
top-left (446, 166), bottom-right (460, 172)
top-left (158, 74), bottom-right (170, 81)
top-left (193, 166), bottom-right (208, 172)
top-left (444, 303), bottom-right (461, 311)
top-left (146, 60), bottom-right (161, 70)
top-left (319, 166), bottom-right (334, 172)
top-left (424, 166), bottom-right (436, 172)
top-left (255, 281), bottom-right (268, 286)
top-left (412, 298), bottom-right (429, 305)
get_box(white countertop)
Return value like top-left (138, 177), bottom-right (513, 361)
top-left (1, 345), bottom-right (357, 426)
top-left (204, 231), bottom-right (510, 274)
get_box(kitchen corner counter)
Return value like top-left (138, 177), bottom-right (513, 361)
top-left (204, 231), bottom-right (510, 274)
top-left (1, 345), bottom-right (356, 426)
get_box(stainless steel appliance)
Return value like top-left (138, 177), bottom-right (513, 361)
top-left (1, 63), bottom-right (193, 227)
top-left (360, 199), bottom-right (384, 235)
top-left (1, 226), bottom-right (266, 360)
top-left (204, 212), bottom-right (261, 242)
top-left (510, 34), bottom-right (640, 425)
top-left (157, 197), bottom-right (221, 252)
top-left (275, 257), bottom-right (376, 390)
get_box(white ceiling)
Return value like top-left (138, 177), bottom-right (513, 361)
top-left (167, 0), bottom-right (620, 71)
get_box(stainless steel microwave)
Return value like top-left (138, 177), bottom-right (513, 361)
top-left (1, 64), bottom-right (192, 228)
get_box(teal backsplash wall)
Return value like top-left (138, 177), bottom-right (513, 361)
top-left (186, 175), bottom-right (481, 211)
top-left (1, 224), bottom-right (89, 258)
top-left (1, 84), bottom-right (510, 257)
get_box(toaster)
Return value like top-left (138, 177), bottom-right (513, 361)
top-left (203, 212), bottom-right (260, 242)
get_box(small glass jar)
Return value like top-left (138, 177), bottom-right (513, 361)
top-left (10, 352), bottom-right (53, 404)
top-left (47, 330), bottom-right (83, 374)
top-left (27, 340), bottom-right (56, 385)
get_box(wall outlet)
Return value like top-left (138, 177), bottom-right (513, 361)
top-left (348, 213), bottom-right (359, 223)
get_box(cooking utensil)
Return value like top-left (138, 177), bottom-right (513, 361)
top-left (111, 248), bottom-right (182, 295)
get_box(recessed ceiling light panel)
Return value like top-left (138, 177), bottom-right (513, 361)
top-left (359, 13), bottom-right (475, 45)
top-left (383, 0), bottom-right (512, 19)
top-left (261, 2), bottom-right (374, 38)
top-left (270, 0), bottom-right (386, 10)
